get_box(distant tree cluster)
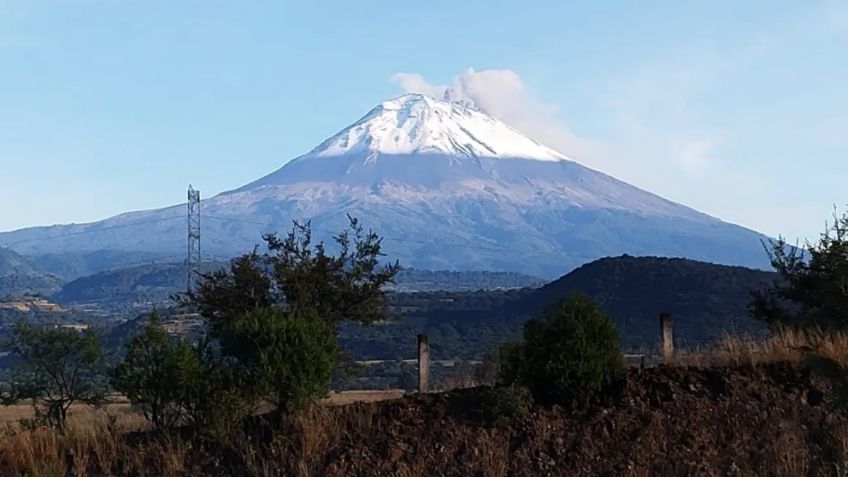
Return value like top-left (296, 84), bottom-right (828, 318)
top-left (1, 217), bottom-right (399, 433)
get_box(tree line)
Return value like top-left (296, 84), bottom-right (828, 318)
top-left (2, 217), bottom-right (399, 432)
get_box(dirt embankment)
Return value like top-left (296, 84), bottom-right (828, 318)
top-left (18, 363), bottom-right (842, 476)
top-left (279, 363), bottom-right (843, 477)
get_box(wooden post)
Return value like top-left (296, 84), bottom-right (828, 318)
top-left (418, 334), bottom-right (430, 393)
top-left (660, 312), bottom-right (673, 363)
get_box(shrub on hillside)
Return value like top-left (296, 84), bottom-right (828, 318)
top-left (178, 345), bottom-right (253, 437)
top-left (496, 340), bottom-right (528, 386)
top-left (222, 307), bottom-right (337, 413)
top-left (499, 292), bottom-right (625, 405)
top-left (110, 311), bottom-right (206, 429)
top-left (479, 384), bottom-right (533, 424)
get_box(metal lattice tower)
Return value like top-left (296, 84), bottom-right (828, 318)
top-left (187, 185), bottom-right (201, 293)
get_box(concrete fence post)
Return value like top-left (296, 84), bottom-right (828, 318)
top-left (418, 334), bottom-right (429, 393)
top-left (660, 312), bottom-right (673, 363)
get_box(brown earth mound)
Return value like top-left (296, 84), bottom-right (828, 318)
top-left (281, 363), bottom-right (843, 477)
top-left (9, 363), bottom-right (843, 476)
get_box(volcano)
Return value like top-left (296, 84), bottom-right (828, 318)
top-left (0, 93), bottom-right (770, 277)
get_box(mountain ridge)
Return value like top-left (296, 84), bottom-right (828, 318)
top-left (0, 247), bottom-right (63, 296)
top-left (50, 261), bottom-right (543, 310)
top-left (0, 94), bottom-right (771, 277)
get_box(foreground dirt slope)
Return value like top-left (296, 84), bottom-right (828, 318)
top-left (18, 363), bottom-right (837, 476)
top-left (291, 364), bottom-right (843, 477)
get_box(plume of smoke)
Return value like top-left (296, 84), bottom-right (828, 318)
top-left (390, 68), bottom-right (609, 164)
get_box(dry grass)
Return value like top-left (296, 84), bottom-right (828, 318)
top-left (674, 326), bottom-right (848, 368)
top-left (0, 409), bottom-right (178, 477)
top-left (0, 390), bottom-right (402, 476)
top-left (3, 329), bottom-right (848, 476)
top-left (0, 398), bottom-right (144, 431)
top-left (0, 390), bottom-right (402, 428)
top-left (323, 389), bottom-right (405, 406)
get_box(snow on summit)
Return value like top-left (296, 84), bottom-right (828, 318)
top-left (307, 93), bottom-right (567, 162)
top-left (0, 92), bottom-right (772, 277)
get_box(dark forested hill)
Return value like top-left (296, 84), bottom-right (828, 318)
top-left (341, 256), bottom-right (778, 360)
top-left (53, 261), bottom-right (225, 308)
top-left (53, 262), bottom-right (544, 308)
top-left (506, 255), bottom-right (778, 347)
top-left (52, 255), bottom-right (778, 363)
top-left (390, 269), bottom-right (543, 292)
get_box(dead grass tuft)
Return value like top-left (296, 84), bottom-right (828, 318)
top-left (675, 326), bottom-right (848, 368)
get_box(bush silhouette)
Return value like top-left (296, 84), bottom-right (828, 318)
top-left (223, 307), bottom-right (337, 413)
top-left (500, 292), bottom-right (624, 405)
top-left (3, 322), bottom-right (106, 431)
top-left (751, 207), bottom-right (848, 329)
top-left (111, 311), bottom-right (207, 430)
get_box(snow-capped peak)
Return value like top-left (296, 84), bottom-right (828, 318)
top-left (305, 93), bottom-right (568, 162)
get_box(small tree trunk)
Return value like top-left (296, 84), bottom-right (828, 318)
top-left (53, 402), bottom-right (69, 433)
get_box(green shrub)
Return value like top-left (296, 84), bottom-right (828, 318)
top-left (111, 312), bottom-right (254, 435)
top-left (496, 340), bottom-right (527, 386)
top-left (499, 292), bottom-right (625, 405)
top-left (178, 345), bottom-right (253, 437)
top-left (224, 307), bottom-right (337, 413)
top-left (480, 384), bottom-right (532, 423)
top-left (2, 322), bottom-right (106, 431)
top-left (110, 312), bottom-right (206, 429)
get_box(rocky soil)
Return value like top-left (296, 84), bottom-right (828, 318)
top-left (293, 363), bottom-right (843, 477)
top-left (44, 362), bottom-right (844, 476)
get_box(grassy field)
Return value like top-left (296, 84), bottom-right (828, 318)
top-left (0, 398), bottom-right (140, 429)
top-left (0, 389), bottom-right (408, 431)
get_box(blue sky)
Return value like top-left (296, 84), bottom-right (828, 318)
top-left (1, 1), bottom-right (846, 242)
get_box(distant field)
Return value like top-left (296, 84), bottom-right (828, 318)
top-left (324, 389), bottom-right (406, 406)
top-left (0, 398), bottom-right (141, 431)
top-left (0, 390), bottom-right (407, 428)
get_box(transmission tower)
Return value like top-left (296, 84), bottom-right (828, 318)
top-left (187, 185), bottom-right (201, 293)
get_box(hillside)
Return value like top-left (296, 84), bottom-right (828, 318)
top-left (342, 256), bottom-right (777, 360)
top-left (86, 255), bottom-right (775, 361)
top-left (53, 261), bottom-right (544, 308)
top-left (0, 94), bottom-right (770, 277)
top-left (10, 362), bottom-right (840, 476)
top-left (0, 247), bottom-right (63, 297)
top-left (389, 269), bottom-right (543, 292)
top-left (53, 261), bottom-right (225, 308)
top-left (302, 364), bottom-right (838, 476)
top-left (505, 254), bottom-right (778, 347)
top-left (29, 250), bottom-right (171, 281)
